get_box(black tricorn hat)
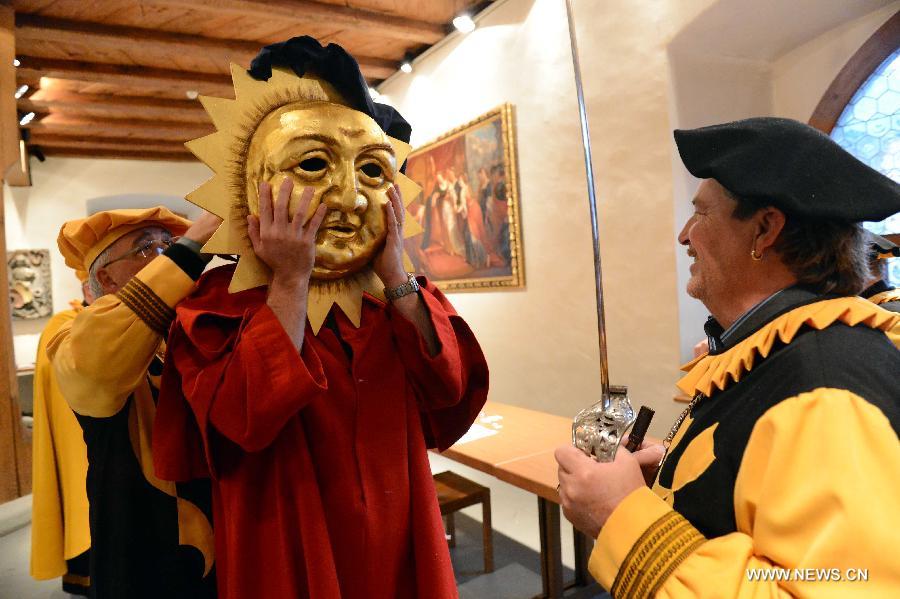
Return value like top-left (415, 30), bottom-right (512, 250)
top-left (674, 117), bottom-right (900, 222)
top-left (247, 36), bottom-right (412, 144)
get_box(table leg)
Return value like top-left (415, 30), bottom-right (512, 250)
top-left (573, 528), bottom-right (593, 586)
top-left (538, 497), bottom-right (563, 599)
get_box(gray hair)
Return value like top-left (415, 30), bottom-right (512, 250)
top-left (88, 246), bottom-right (113, 299)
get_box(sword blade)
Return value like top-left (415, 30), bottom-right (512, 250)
top-left (564, 0), bottom-right (611, 409)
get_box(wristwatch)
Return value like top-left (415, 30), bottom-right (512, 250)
top-left (384, 273), bottom-right (420, 301)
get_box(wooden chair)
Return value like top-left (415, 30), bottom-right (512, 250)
top-left (433, 470), bottom-right (494, 573)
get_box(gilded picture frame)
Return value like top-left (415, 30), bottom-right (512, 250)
top-left (403, 104), bottom-right (524, 291)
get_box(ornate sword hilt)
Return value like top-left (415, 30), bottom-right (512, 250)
top-left (571, 385), bottom-right (635, 462)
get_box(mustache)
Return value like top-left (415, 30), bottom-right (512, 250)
top-left (686, 247), bottom-right (697, 259)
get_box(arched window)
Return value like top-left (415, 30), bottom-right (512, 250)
top-left (811, 13), bottom-right (900, 287)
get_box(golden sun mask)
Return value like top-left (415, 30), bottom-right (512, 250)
top-left (184, 65), bottom-right (421, 333)
top-left (246, 103), bottom-right (395, 280)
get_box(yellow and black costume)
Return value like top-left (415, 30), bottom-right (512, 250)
top-left (590, 288), bottom-right (900, 597)
top-left (588, 118), bottom-right (900, 597)
top-left (48, 208), bottom-right (216, 599)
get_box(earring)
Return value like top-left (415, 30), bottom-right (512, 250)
top-left (750, 248), bottom-right (763, 261)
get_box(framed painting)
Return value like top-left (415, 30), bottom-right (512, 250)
top-left (403, 104), bottom-right (524, 291)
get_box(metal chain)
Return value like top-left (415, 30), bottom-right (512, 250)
top-left (655, 393), bottom-right (706, 481)
top-left (663, 392), bottom-right (704, 447)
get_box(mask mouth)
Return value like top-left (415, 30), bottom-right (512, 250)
top-left (321, 214), bottom-right (360, 240)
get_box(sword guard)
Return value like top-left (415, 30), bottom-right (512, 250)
top-left (572, 385), bottom-right (635, 462)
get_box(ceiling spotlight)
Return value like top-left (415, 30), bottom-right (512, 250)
top-left (14, 84), bottom-right (29, 99)
top-left (13, 58), bottom-right (20, 67)
top-left (453, 14), bottom-right (476, 33)
top-left (185, 90), bottom-right (199, 100)
top-left (19, 112), bottom-right (35, 126)
top-left (400, 59), bottom-right (413, 74)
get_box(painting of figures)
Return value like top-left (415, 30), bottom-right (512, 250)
top-left (404, 104), bottom-right (523, 291)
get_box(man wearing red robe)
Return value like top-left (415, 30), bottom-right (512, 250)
top-left (153, 37), bottom-right (489, 599)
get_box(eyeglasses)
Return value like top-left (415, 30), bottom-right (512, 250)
top-left (104, 238), bottom-right (173, 268)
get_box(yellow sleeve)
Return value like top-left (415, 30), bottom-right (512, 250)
top-left (47, 256), bottom-right (196, 417)
top-left (589, 387), bottom-right (900, 598)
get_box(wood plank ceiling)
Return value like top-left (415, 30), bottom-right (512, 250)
top-left (11, 0), bottom-right (485, 161)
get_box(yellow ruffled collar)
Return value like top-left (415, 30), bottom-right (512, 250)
top-left (677, 297), bottom-right (900, 397)
top-left (868, 288), bottom-right (900, 306)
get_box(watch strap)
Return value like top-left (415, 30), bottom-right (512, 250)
top-left (384, 273), bottom-right (420, 301)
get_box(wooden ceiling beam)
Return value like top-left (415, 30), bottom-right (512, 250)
top-left (19, 91), bottom-right (209, 124)
top-left (28, 134), bottom-right (193, 154)
top-left (15, 55), bottom-right (235, 97)
top-left (15, 14), bottom-right (398, 79)
top-left (37, 147), bottom-right (197, 162)
top-left (24, 115), bottom-right (214, 142)
top-left (149, 0), bottom-right (445, 45)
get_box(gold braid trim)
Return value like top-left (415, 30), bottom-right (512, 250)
top-left (677, 297), bottom-right (900, 397)
top-left (116, 286), bottom-right (164, 335)
top-left (127, 277), bottom-right (175, 324)
top-left (611, 511), bottom-right (706, 599)
top-left (612, 513), bottom-right (688, 595)
top-left (115, 278), bottom-right (175, 336)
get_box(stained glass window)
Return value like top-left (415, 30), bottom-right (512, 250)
top-left (830, 47), bottom-right (900, 286)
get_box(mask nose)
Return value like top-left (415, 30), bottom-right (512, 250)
top-left (324, 162), bottom-right (368, 214)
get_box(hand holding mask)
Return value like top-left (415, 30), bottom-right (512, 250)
top-left (247, 181), bottom-right (327, 285)
top-left (373, 185), bottom-right (411, 288)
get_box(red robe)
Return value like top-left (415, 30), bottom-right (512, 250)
top-left (153, 265), bottom-right (488, 599)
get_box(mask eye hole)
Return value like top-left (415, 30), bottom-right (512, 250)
top-left (299, 157), bottom-right (327, 172)
top-left (360, 163), bottom-right (382, 178)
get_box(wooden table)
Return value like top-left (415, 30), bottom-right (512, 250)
top-left (438, 401), bottom-right (595, 598)
top-left (440, 402), bottom-right (571, 474)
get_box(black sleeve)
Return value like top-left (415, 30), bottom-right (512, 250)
top-left (164, 243), bottom-right (206, 281)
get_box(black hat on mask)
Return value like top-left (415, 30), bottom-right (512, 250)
top-left (247, 36), bottom-right (412, 144)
